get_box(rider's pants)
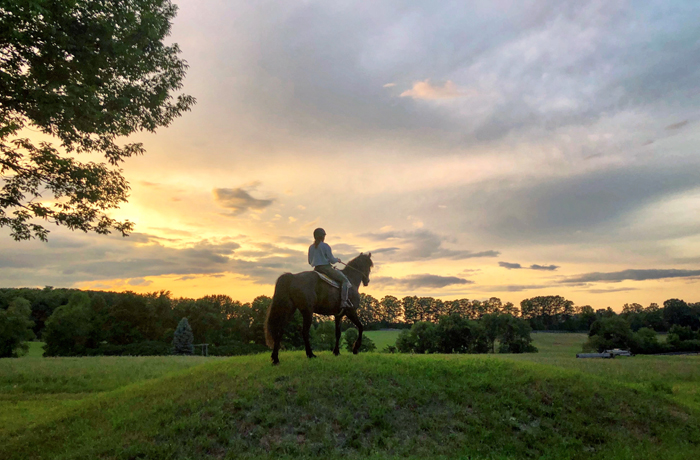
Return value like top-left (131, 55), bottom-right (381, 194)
top-left (313, 264), bottom-right (351, 307)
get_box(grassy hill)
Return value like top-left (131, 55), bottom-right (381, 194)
top-left (2, 350), bottom-right (699, 459)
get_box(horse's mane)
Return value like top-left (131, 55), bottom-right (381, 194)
top-left (347, 253), bottom-right (373, 272)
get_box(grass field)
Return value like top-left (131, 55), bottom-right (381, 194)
top-left (364, 329), bottom-right (402, 350)
top-left (2, 333), bottom-right (699, 459)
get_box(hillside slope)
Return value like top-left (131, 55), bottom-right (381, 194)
top-left (3, 352), bottom-right (699, 459)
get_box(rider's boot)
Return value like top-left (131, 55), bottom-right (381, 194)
top-left (341, 282), bottom-right (352, 308)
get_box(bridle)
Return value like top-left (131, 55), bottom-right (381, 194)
top-left (338, 261), bottom-right (370, 285)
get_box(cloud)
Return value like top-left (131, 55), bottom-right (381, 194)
top-left (586, 287), bottom-right (639, 294)
top-left (562, 269), bottom-right (700, 284)
top-left (361, 229), bottom-right (499, 262)
top-left (176, 276), bottom-right (197, 281)
top-left (372, 274), bottom-right (473, 290)
top-left (213, 187), bottom-right (274, 216)
top-left (530, 264), bottom-right (559, 271)
top-left (499, 261), bottom-right (522, 269)
top-left (499, 262), bottom-right (558, 271)
top-left (127, 278), bottom-right (153, 287)
top-left (665, 120), bottom-right (689, 130)
top-left (472, 284), bottom-right (551, 292)
top-left (383, 83), bottom-right (395, 88)
top-left (464, 162), bottom-right (700, 243)
top-left (400, 79), bottom-right (471, 100)
top-left (0, 228), bottom-right (301, 287)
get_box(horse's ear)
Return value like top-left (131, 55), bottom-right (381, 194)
top-left (368, 252), bottom-right (371, 258)
top-left (360, 252), bottom-right (364, 255)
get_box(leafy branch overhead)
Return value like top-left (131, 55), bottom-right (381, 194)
top-left (0, 0), bottom-right (195, 240)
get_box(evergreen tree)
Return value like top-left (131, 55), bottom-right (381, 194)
top-left (172, 317), bottom-right (194, 355)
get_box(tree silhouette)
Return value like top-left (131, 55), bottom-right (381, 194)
top-left (172, 317), bottom-right (194, 355)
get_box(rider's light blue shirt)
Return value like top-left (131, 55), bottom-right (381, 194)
top-left (308, 242), bottom-right (338, 267)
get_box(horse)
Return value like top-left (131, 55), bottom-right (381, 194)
top-left (264, 252), bottom-right (373, 364)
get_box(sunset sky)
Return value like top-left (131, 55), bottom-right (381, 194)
top-left (2, 0), bottom-right (700, 309)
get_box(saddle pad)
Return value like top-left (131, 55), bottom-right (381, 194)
top-left (315, 271), bottom-right (340, 289)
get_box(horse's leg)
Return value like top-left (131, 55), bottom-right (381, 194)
top-left (271, 337), bottom-right (281, 365)
top-left (345, 309), bottom-right (364, 355)
top-left (301, 309), bottom-right (316, 358)
top-left (333, 314), bottom-right (344, 356)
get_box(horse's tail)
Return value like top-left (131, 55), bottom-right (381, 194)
top-left (265, 273), bottom-right (295, 348)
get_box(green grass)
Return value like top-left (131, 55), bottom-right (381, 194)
top-left (1, 333), bottom-right (699, 459)
top-left (24, 341), bottom-right (45, 358)
top-left (0, 353), bottom-right (223, 435)
top-left (364, 329), bottom-right (402, 351)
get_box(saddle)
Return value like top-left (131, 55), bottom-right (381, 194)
top-left (314, 271), bottom-right (341, 289)
top-left (313, 271), bottom-right (355, 309)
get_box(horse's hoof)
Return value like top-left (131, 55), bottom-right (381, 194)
top-left (272, 360), bottom-right (280, 365)
top-left (307, 353), bottom-right (317, 359)
top-left (352, 350), bottom-right (359, 355)
top-left (333, 351), bottom-right (340, 356)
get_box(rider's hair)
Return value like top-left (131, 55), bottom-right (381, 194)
top-left (313, 228), bottom-right (325, 248)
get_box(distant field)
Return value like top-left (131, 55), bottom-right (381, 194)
top-left (3, 332), bottom-right (699, 459)
top-left (25, 341), bottom-right (44, 358)
top-left (364, 329), bottom-right (402, 350)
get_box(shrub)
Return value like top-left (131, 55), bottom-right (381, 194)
top-left (172, 317), bottom-right (194, 355)
top-left (311, 321), bottom-right (337, 351)
top-left (343, 328), bottom-right (376, 352)
top-left (396, 321), bottom-right (439, 353)
top-left (631, 327), bottom-right (666, 354)
top-left (208, 342), bottom-right (268, 356)
top-left (87, 341), bottom-right (172, 356)
top-left (397, 316), bottom-right (506, 354)
top-left (0, 297), bottom-right (35, 357)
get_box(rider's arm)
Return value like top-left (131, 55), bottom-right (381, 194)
top-left (308, 245), bottom-right (314, 266)
top-left (322, 243), bottom-right (339, 264)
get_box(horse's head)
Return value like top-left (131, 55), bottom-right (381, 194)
top-left (351, 252), bottom-right (373, 287)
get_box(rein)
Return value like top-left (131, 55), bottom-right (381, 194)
top-left (337, 261), bottom-right (368, 281)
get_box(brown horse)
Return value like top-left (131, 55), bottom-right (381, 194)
top-left (264, 253), bottom-right (373, 364)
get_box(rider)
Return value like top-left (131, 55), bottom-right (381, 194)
top-left (308, 228), bottom-right (352, 308)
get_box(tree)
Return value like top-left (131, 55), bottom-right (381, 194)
top-left (0, 0), bottom-right (195, 241)
top-left (583, 316), bottom-right (637, 353)
top-left (663, 299), bottom-right (699, 330)
top-left (172, 317), bottom-right (194, 355)
top-left (356, 293), bottom-right (380, 327)
top-left (520, 295), bottom-right (575, 330)
top-left (436, 313), bottom-right (484, 354)
top-left (497, 315), bottom-right (537, 354)
top-left (0, 297), bottom-right (35, 357)
top-left (43, 292), bottom-right (95, 356)
top-left (378, 295), bottom-right (402, 325)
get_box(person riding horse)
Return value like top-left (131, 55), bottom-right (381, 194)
top-left (308, 228), bottom-right (352, 309)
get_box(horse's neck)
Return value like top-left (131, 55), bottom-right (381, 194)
top-left (342, 267), bottom-right (363, 286)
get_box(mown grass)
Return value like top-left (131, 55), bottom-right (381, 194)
top-left (2, 333), bottom-right (699, 459)
top-left (25, 341), bottom-right (44, 358)
top-left (497, 333), bottom-right (700, 411)
top-left (364, 329), bottom-right (402, 351)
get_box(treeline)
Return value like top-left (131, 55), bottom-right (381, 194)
top-left (584, 299), bottom-right (700, 355)
top-left (0, 288), bottom-right (277, 357)
top-left (1, 287), bottom-right (698, 357)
